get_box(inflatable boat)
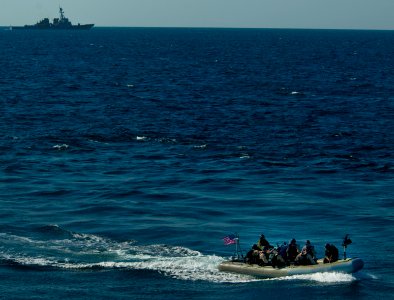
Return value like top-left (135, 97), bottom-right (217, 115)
top-left (218, 258), bottom-right (364, 278)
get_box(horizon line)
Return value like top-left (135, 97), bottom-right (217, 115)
top-left (1, 25), bottom-right (394, 31)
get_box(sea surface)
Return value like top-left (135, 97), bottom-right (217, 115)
top-left (0, 27), bottom-right (393, 299)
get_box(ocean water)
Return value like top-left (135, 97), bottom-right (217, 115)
top-left (0, 27), bottom-right (393, 299)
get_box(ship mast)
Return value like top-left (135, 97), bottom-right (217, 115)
top-left (59, 7), bottom-right (65, 20)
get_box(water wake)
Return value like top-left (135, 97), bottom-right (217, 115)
top-left (0, 226), bottom-right (253, 283)
top-left (0, 226), bottom-right (358, 284)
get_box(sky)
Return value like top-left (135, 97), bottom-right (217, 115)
top-left (1, 0), bottom-right (393, 30)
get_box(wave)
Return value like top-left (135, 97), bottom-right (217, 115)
top-left (53, 144), bottom-right (69, 150)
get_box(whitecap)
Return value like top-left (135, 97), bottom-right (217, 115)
top-left (53, 144), bottom-right (69, 150)
top-left (194, 144), bottom-right (207, 149)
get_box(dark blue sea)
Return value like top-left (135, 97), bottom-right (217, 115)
top-left (0, 27), bottom-right (393, 299)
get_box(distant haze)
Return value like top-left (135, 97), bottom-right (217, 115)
top-left (1, 0), bottom-right (394, 30)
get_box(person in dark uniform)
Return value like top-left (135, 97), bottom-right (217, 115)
top-left (323, 243), bottom-right (339, 263)
top-left (257, 234), bottom-right (273, 250)
top-left (286, 238), bottom-right (300, 264)
top-left (295, 247), bottom-right (317, 265)
top-left (304, 240), bottom-right (317, 261)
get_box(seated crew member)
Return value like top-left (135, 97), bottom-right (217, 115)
top-left (245, 244), bottom-right (259, 264)
top-left (259, 246), bottom-right (270, 265)
top-left (271, 244), bottom-right (287, 268)
top-left (304, 240), bottom-right (317, 261)
top-left (323, 243), bottom-right (339, 263)
top-left (278, 241), bottom-right (288, 262)
top-left (257, 234), bottom-right (273, 250)
top-left (286, 238), bottom-right (300, 264)
top-left (295, 247), bottom-right (317, 265)
top-left (246, 244), bottom-right (267, 265)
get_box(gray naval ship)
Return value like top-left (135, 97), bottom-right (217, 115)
top-left (12, 7), bottom-right (94, 30)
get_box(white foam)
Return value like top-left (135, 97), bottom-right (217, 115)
top-left (0, 253), bottom-right (58, 267)
top-left (269, 272), bottom-right (356, 283)
top-left (53, 144), bottom-right (69, 150)
top-left (136, 136), bottom-right (147, 141)
top-left (1, 232), bottom-right (254, 283)
top-left (56, 253), bottom-right (256, 283)
top-left (0, 233), bottom-right (38, 244)
top-left (70, 231), bottom-right (110, 243)
top-left (111, 246), bottom-right (257, 283)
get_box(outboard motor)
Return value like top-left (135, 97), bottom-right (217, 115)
top-left (342, 234), bottom-right (352, 259)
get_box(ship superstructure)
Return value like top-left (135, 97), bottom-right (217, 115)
top-left (12, 7), bottom-right (94, 30)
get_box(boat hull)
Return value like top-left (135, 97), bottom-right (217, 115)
top-left (218, 258), bottom-right (364, 278)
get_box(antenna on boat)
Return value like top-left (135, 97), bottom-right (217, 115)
top-left (342, 234), bottom-right (352, 259)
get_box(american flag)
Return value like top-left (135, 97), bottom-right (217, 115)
top-left (223, 235), bottom-right (237, 245)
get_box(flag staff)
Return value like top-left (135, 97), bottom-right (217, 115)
top-left (234, 233), bottom-right (244, 261)
top-left (223, 233), bottom-right (244, 261)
